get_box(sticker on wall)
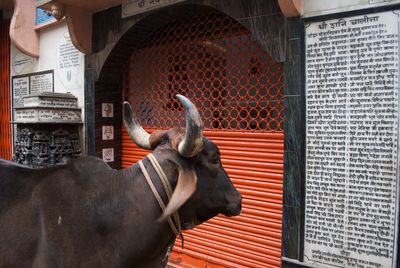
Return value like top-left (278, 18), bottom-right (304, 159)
top-left (102, 126), bottom-right (114, 140)
top-left (56, 31), bottom-right (84, 91)
top-left (102, 148), bottom-right (114, 162)
top-left (102, 103), bottom-right (114, 118)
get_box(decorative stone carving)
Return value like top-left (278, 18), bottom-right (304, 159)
top-left (13, 125), bottom-right (81, 168)
top-left (13, 92), bottom-right (82, 168)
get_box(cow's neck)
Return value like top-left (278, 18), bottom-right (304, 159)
top-left (116, 157), bottom-right (179, 265)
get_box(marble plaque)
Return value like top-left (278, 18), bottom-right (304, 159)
top-left (12, 76), bottom-right (29, 108)
top-left (30, 71), bottom-right (53, 94)
top-left (305, 11), bottom-right (400, 268)
top-left (56, 31), bottom-right (84, 90)
top-left (23, 95), bottom-right (77, 108)
top-left (14, 108), bottom-right (82, 123)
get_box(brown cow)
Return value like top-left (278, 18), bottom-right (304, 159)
top-left (0, 95), bottom-right (242, 267)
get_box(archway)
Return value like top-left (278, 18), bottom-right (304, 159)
top-left (120, 10), bottom-right (284, 268)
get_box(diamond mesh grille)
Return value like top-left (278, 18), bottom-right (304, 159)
top-left (124, 13), bottom-right (284, 132)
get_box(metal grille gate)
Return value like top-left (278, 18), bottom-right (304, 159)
top-left (0, 20), bottom-right (12, 160)
top-left (122, 13), bottom-right (284, 267)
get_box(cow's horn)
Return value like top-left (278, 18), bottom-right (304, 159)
top-left (123, 101), bottom-right (152, 150)
top-left (176, 95), bottom-right (203, 157)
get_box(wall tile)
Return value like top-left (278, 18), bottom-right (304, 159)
top-left (284, 151), bottom-right (302, 207)
top-left (193, 0), bottom-right (281, 19)
top-left (284, 38), bottom-right (302, 96)
top-left (282, 205), bottom-right (301, 259)
top-left (288, 17), bottom-right (303, 40)
top-left (238, 14), bottom-right (287, 62)
top-left (284, 96), bottom-right (304, 152)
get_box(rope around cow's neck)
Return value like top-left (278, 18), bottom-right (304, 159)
top-left (147, 153), bottom-right (182, 233)
top-left (138, 153), bottom-right (184, 248)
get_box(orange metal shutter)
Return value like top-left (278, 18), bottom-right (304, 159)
top-left (122, 130), bottom-right (283, 267)
top-left (121, 13), bottom-right (284, 268)
top-left (0, 20), bottom-right (12, 160)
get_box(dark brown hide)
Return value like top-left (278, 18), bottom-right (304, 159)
top-left (0, 131), bottom-right (241, 267)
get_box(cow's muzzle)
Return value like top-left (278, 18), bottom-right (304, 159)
top-left (223, 192), bottom-right (242, 217)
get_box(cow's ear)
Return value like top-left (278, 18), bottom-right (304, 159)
top-left (149, 130), bottom-right (169, 148)
top-left (160, 166), bottom-right (197, 221)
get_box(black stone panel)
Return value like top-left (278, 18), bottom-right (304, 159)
top-left (282, 205), bottom-right (301, 259)
top-left (193, 0), bottom-right (282, 19)
top-left (284, 151), bottom-right (302, 208)
top-left (84, 66), bottom-right (96, 156)
top-left (238, 13), bottom-right (287, 62)
top-left (283, 96), bottom-right (304, 153)
top-left (288, 17), bottom-right (304, 40)
top-left (95, 82), bottom-right (122, 169)
top-left (92, 5), bottom-right (123, 53)
top-left (284, 38), bottom-right (302, 96)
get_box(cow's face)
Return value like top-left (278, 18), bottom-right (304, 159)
top-left (123, 94), bottom-right (242, 229)
top-left (177, 138), bottom-right (242, 229)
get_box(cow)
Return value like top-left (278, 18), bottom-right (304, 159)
top-left (0, 94), bottom-right (242, 268)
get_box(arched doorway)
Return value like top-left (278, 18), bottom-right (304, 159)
top-left (121, 12), bottom-right (284, 268)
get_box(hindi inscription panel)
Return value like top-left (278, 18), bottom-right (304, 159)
top-left (305, 11), bottom-right (400, 268)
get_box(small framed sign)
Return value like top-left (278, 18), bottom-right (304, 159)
top-left (102, 103), bottom-right (114, 118)
top-left (102, 126), bottom-right (114, 140)
top-left (102, 148), bottom-right (114, 162)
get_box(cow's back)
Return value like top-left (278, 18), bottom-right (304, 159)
top-left (0, 157), bottom-right (115, 267)
top-left (0, 159), bottom-right (44, 266)
top-left (0, 159), bottom-right (40, 202)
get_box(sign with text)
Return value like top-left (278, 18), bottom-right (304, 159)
top-left (56, 32), bottom-right (84, 91)
top-left (12, 76), bottom-right (29, 108)
top-left (30, 72), bottom-right (54, 94)
top-left (14, 108), bottom-right (81, 123)
top-left (305, 10), bottom-right (399, 268)
top-left (12, 70), bottom-right (54, 122)
top-left (122, 0), bottom-right (186, 18)
top-left (12, 70), bottom-right (54, 108)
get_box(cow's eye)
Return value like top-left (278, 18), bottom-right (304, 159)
top-left (210, 155), bottom-right (220, 164)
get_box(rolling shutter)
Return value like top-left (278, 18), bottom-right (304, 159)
top-left (122, 130), bottom-right (283, 267)
top-left (0, 20), bottom-right (12, 160)
top-left (121, 12), bottom-right (284, 268)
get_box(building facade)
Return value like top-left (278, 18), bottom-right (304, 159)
top-left (1, 0), bottom-right (400, 267)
